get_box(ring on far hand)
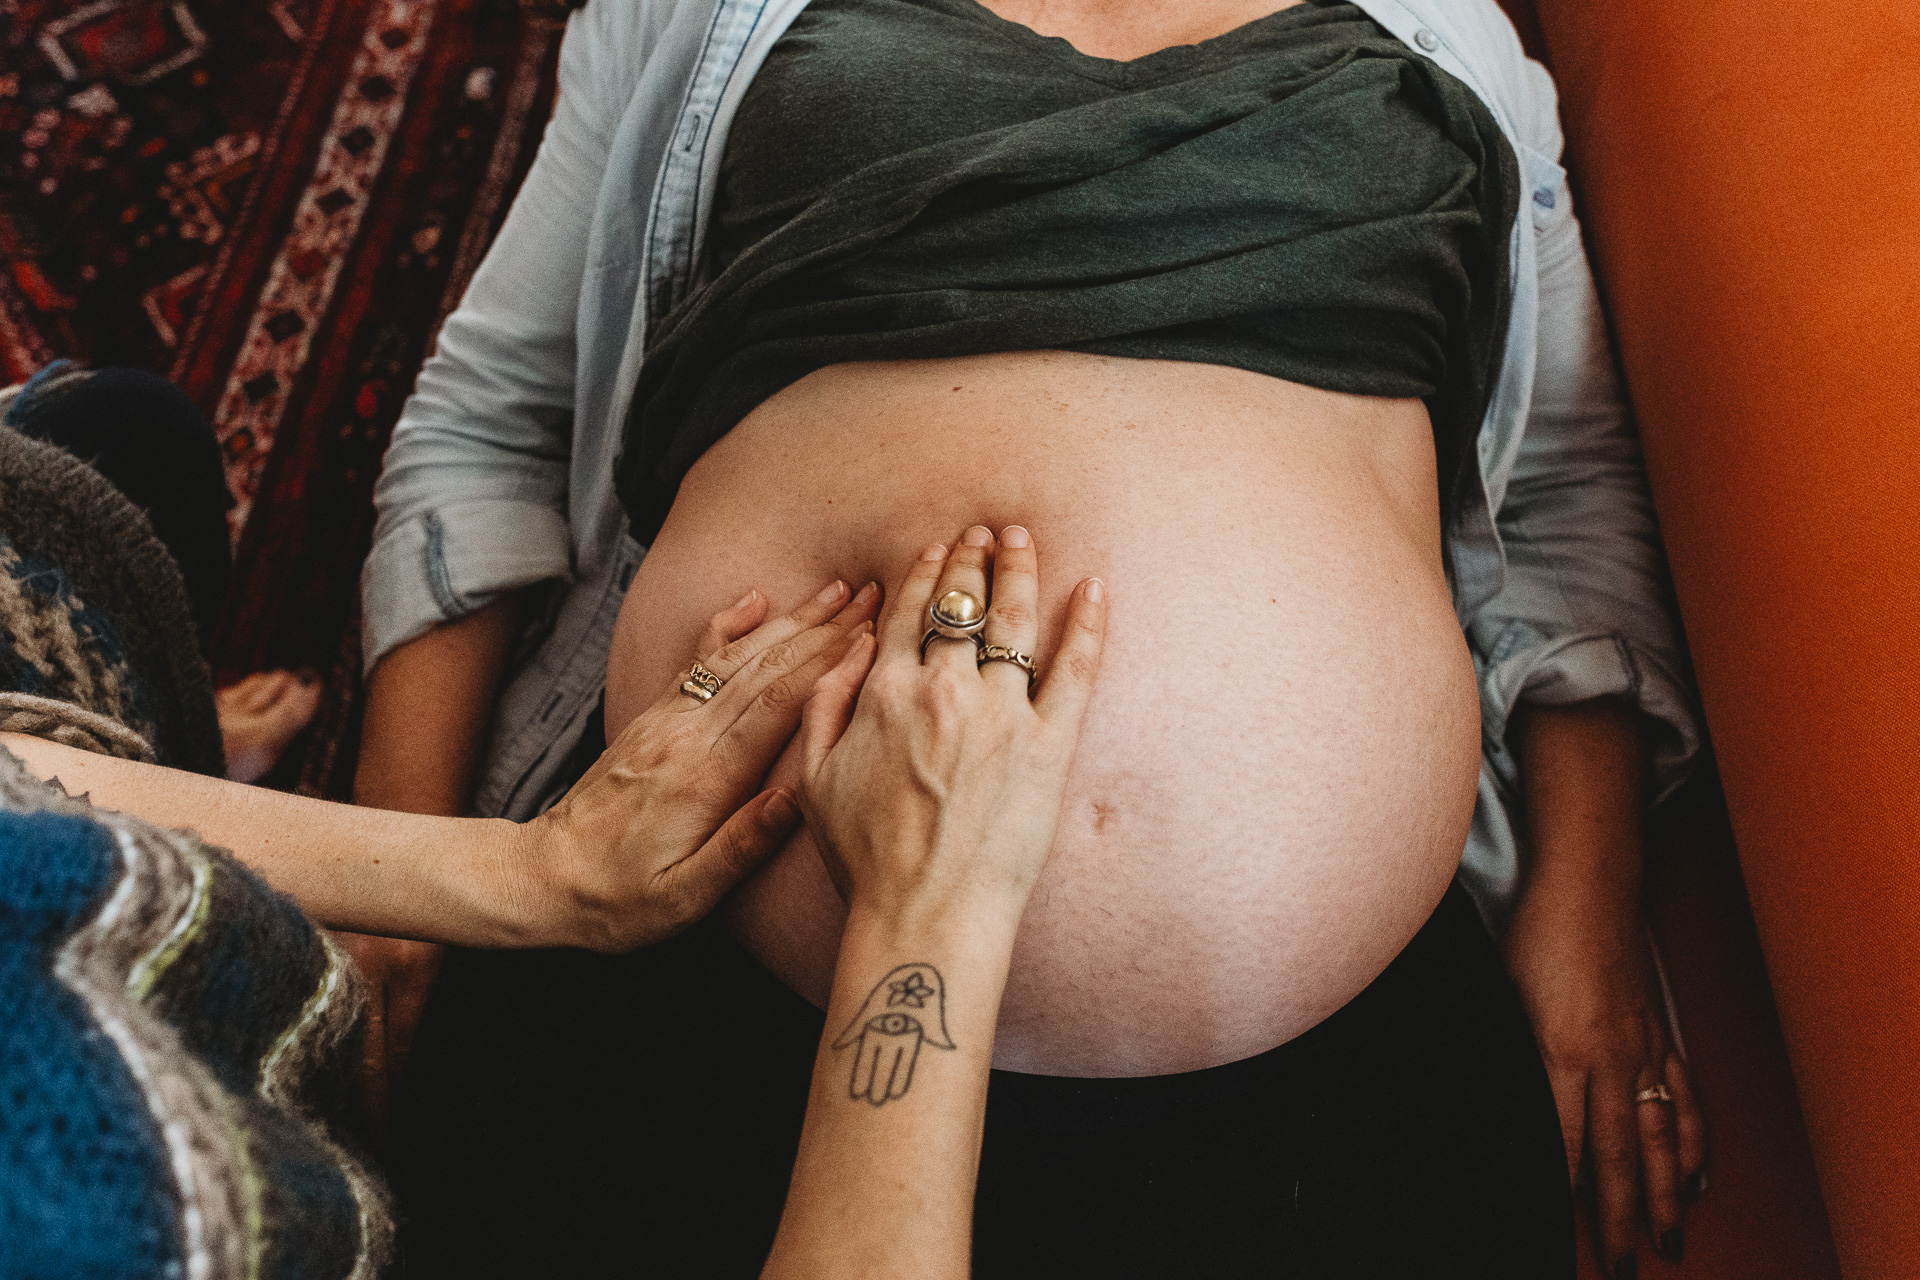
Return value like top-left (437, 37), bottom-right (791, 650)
top-left (926, 589), bottom-right (987, 641)
top-left (921, 629), bottom-right (985, 662)
top-left (977, 643), bottom-right (1037, 692)
top-left (1635, 1083), bottom-right (1674, 1105)
top-left (679, 661), bottom-right (724, 704)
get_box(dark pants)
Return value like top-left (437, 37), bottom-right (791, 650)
top-left (5, 362), bottom-right (232, 647)
top-left (390, 883), bottom-right (1572, 1278)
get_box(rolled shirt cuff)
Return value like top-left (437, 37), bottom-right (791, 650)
top-left (360, 498), bottom-right (572, 673)
top-left (1478, 624), bottom-right (1704, 804)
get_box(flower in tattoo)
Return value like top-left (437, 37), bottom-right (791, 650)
top-left (833, 964), bottom-right (955, 1106)
top-left (888, 972), bottom-right (935, 1009)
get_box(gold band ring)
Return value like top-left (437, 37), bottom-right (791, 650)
top-left (1635, 1084), bottom-right (1674, 1105)
top-left (921, 629), bottom-right (985, 662)
top-left (977, 643), bottom-right (1037, 692)
top-left (679, 661), bottom-right (723, 704)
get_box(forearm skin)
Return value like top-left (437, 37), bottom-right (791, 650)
top-left (765, 896), bottom-right (1025, 1280)
top-left (1509, 696), bottom-right (1653, 929)
top-left (2, 732), bottom-right (543, 947)
top-left (355, 591), bottom-right (528, 818)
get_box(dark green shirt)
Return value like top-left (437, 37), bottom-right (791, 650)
top-left (619, 0), bottom-right (1518, 540)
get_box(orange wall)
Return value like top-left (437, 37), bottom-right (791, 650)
top-left (1523, 2), bottom-right (1920, 1275)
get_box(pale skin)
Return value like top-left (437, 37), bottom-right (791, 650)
top-left (770, 528), bottom-right (1107, 1279)
top-left (350, 0), bottom-right (1706, 1270)
top-left (1, 583), bottom-right (881, 950)
top-left (1, 528), bottom-right (1106, 1280)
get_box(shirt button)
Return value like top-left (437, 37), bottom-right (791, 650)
top-left (1533, 187), bottom-right (1557, 210)
top-left (1414, 28), bottom-right (1440, 51)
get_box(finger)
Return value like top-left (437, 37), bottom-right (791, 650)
top-left (719, 624), bottom-right (873, 782)
top-left (1637, 1066), bottom-right (1684, 1258)
top-left (692, 590), bottom-right (772, 661)
top-left (707, 581), bottom-right (877, 726)
top-left (1034, 577), bottom-right (1107, 726)
top-left (1589, 1078), bottom-right (1643, 1277)
top-left (702, 579), bottom-right (850, 684)
top-left (1668, 1051), bottom-right (1709, 1202)
top-left (855, 1037), bottom-right (880, 1103)
top-left (880, 541), bottom-right (953, 659)
top-left (1546, 1063), bottom-right (1589, 1188)
top-left (655, 788), bottom-right (802, 934)
top-left (924, 525), bottom-right (995, 677)
top-left (980, 525), bottom-right (1040, 694)
top-left (799, 630), bottom-right (878, 782)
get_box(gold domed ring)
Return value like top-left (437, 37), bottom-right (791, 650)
top-left (679, 661), bottom-right (724, 704)
top-left (921, 629), bottom-right (985, 662)
top-left (926, 589), bottom-right (987, 641)
top-left (977, 643), bottom-right (1037, 693)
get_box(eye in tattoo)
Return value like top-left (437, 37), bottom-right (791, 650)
top-left (832, 964), bottom-right (955, 1106)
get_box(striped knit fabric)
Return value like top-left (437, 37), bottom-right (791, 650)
top-left (0, 745), bottom-right (391, 1279)
top-left (0, 423), bottom-right (222, 775)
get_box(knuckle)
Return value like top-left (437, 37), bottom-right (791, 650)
top-left (1062, 651), bottom-right (1100, 685)
top-left (989, 600), bottom-right (1033, 631)
top-left (921, 669), bottom-right (970, 715)
top-left (754, 675), bottom-right (804, 715)
top-left (753, 638), bottom-right (804, 676)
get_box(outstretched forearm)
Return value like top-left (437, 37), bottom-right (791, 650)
top-left (2, 733), bottom-right (536, 945)
top-left (766, 899), bottom-right (1022, 1280)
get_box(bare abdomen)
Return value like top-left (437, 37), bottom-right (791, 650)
top-left (605, 352), bottom-right (1481, 1076)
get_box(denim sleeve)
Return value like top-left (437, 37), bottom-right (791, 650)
top-left (1469, 64), bottom-right (1703, 805)
top-left (361, 5), bottom-right (617, 672)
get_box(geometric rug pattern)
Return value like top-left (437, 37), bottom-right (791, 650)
top-left (0, 0), bottom-right (562, 798)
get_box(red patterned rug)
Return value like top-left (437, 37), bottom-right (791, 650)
top-left (0, 0), bottom-right (563, 798)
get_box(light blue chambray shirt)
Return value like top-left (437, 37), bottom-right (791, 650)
top-left (363, 0), bottom-right (1702, 927)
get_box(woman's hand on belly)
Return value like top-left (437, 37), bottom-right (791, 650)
top-left (612, 352), bottom-right (1483, 1075)
top-left (798, 526), bottom-right (1106, 923)
top-left (767, 527), bottom-right (1107, 1280)
top-left (529, 580), bottom-right (878, 952)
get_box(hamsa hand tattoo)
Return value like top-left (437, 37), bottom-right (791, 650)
top-left (831, 963), bottom-right (956, 1106)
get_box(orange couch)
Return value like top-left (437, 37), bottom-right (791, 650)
top-left (1502, 2), bottom-right (1919, 1276)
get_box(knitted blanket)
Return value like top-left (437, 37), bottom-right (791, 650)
top-left (0, 745), bottom-right (390, 1279)
top-left (0, 423), bottom-right (222, 775)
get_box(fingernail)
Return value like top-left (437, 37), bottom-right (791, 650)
top-left (1681, 1172), bottom-right (1705, 1204)
top-left (962, 525), bottom-right (993, 547)
top-left (1612, 1255), bottom-right (1637, 1280)
top-left (1657, 1230), bottom-right (1683, 1263)
top-left (1085, 577), bottom-right (1105, 602)
top-left (814, 579), bottom-right (847, 604)
top-left (1001, 525), bottom-right (1030, 548)
top-left (921, 543), bottom-right (947, 561)
top-left (854, 580), bottom-right (880, 605)
top-left (732, 590), bottom-right (758, 610)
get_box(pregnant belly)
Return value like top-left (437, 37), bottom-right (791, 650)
top-left (605, 352), bottom-right (1482, 1076)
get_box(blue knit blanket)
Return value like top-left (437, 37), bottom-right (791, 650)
top-left (0, 746), bottom-right (389, 1279)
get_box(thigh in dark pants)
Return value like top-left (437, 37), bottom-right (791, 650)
top-left (393, 885), bottom-right (1570, 1278)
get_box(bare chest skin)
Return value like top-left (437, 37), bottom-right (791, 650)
top-left (605, 353), bottom-right (1481, 1076)
top-left (977, 0), bottom-right (1307, 61)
